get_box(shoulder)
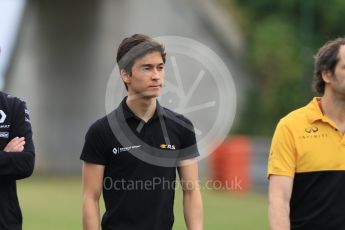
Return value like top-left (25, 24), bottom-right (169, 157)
top-left (88, 115), bottom-right (110, 134)
top-left (3, 93), bottom-right (28, 114)
top-left (272, 104), bottom-right (311, 141)
top-left (0, 92), bottom-right (28, 119)
top-left (0, 92), bottom-right (26, 105)
top-left (278, 105), bottom-right (309, 128)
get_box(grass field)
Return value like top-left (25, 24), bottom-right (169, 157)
top-left (17, 176), bottom-right (268, 230)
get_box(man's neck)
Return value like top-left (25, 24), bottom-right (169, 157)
top-left (320, 90), bottom-right (345, 131)
top-left (126, 95), bottom-right (157, 123)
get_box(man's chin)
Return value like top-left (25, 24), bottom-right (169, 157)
top-left (140, 91), bottom-right (160, 99)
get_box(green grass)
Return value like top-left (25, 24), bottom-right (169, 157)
top-left (17, 176), bottom-right (268, 230)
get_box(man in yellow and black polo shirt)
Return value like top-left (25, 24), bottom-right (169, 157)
top-left (268, 37), bottom-right (345, 230)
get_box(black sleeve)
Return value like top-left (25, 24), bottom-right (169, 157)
top-left (0, 100), bottom-right (35, 180)
top-left (80, 120), bottom-right (108, 165)
top-left (178, 116), bottom-right (199, 160)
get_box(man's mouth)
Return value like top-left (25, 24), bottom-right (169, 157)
top-left (149, 85), bottom-right (161, 88)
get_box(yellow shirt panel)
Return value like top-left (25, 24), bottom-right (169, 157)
top-left (268, 120), bottom-right (297, 177)
top-left (268, 97), bottom-right (345, 178)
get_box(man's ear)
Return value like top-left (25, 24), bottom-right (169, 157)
top-left (321, 69), bottom-right (332, 83)
top-left (120, 69), bottom-right (131, 84)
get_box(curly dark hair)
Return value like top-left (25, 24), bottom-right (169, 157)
top-left (313, 37), bottom-right (345, 94)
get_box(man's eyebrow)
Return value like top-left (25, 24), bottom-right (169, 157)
top-left (140, 63), bottom-right (164, 67)
top-left (140, 64), bottom-right (153, 67)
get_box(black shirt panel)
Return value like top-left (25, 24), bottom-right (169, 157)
top-left (81, 120), bottom-right (111, 165)
top-left (166, 110), bottom-right (199, 160)
top-left (102, 160), bottom-right (176, 230)
top-left (0, 92), bottom-right (35, 230)
top-left (121, 99), bottom-right (199, 160)
top-left (81, 98), bottom-right (199, 230)
top-left (290, 171), bottom-right (345, 230)
top-left (82, 116), bottom-right (177, 230)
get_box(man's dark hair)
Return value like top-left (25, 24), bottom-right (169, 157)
top-left (116, 34), bottom-right (166, 74)
top-left (313, 37), bottom-right (345, 94)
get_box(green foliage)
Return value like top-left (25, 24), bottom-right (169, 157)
top-left (18, 177), bottom-right (268, 229)
top-left (226, 0), bottom-right (345, 135)
top-left (247, 17), bottom-right (305, 134)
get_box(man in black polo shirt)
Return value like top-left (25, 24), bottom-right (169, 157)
top-left (81, 34), bottom-right (203, 230)
top-left (0, 91), bottom-right (35, 230)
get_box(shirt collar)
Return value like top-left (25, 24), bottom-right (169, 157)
top-left (306, 97), bottom-right (338, 128)
top-left (121, 96), bottom-right (164, 121)
top-left (306, 97), bottom-right (323, 123)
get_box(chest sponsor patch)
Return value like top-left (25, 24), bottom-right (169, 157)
top-left (0, 110), bottom-right (6, 123)
top-left (160, 144), bottom-right (176, 150)
top-left (112, 145), bottom-right (141, 155)
top-left (0, 132), bottom-right (9, 138)
top-left (0, 124), bottom-right (10, 129)
top-left (25, 109), bottom-right (31, 123)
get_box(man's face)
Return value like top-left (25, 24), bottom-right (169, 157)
top-left (328, 45), bottom-right (345, 96)
top-left (123, 51), bottom-right (164, 99)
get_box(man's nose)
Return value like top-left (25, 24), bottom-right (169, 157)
top-left (152, 69), bottom-right (161, 80)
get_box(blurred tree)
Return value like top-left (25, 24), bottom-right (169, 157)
top-left (225, 0), bottom-right (345, 135)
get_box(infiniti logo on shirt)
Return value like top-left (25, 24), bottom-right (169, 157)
top-left (112, 145), bottom-right (141, 155)
top-left (305, 127), bottom-right (318, 133)
top-left (299, 126), bottom-right (327, 139)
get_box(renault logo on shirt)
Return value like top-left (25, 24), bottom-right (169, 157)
top-left (113, 148), bottom-right (118, 154)
top-left (112, 145), bottom-right (141, 155)
top-left (0, 110), bottom-right (6, 123)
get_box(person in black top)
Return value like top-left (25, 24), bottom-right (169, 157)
top-left (81, 34), bottom-right (203, 230)
top-left (0, 92), bottom-right (35, 230)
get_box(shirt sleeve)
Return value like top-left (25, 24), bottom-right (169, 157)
top-left (267, 120), bottom-right (297, 178)
top-left (0, 99), bottom-right (35, 180)
top-left (178, 116), bottom-right (199, 160)
top-left (80, 120), bottom-right (108, 165)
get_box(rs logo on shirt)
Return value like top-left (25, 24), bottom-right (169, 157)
top-left (160, 144), bottom-right (176, 150)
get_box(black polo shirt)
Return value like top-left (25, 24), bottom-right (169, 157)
top-left (80, 97), bottom-right (199, 230)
